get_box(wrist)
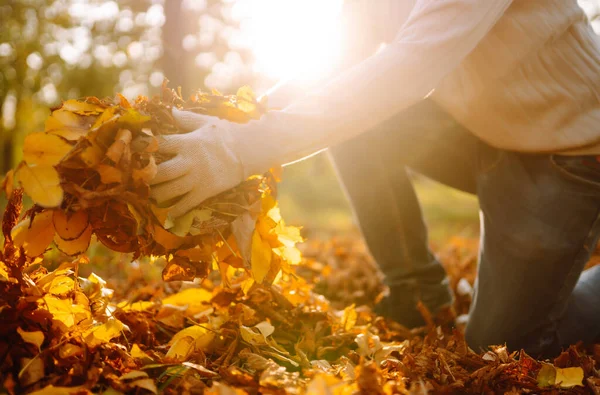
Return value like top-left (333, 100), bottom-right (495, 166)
top-left (229, 114), bottom-right (283, 179)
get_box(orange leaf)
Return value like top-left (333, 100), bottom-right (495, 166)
top-left (54, 225), bottom-right (93, 256)
top-left (106, 129), bottom-right (132, 163)
top-left (132, 156), bottom-right (157, 184)
top-left (96, 164), bottom-right (123, 184)
top-left (53, 209), bottom-right (89, 241)
top-left (11, 210), bottom-right (55, 257)
top-left (152, 224), bottom-right (185, 250)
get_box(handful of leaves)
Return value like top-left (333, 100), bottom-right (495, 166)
top-left (6, 83), bottom-right (302, 284)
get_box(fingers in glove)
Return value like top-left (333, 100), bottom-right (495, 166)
top-left (150, 174), bottom-right (195, 204)
top-left (169, 190), bottom-right (206, 218)
top-left (150, 156), bottom-right (190, 185)
top-left (172, 108), bottom-right (215, 132)
top-left (157, 134), bottom-right (186, 155)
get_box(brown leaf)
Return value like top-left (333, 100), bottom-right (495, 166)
top-left (105, 128), bottom-right (132, 163)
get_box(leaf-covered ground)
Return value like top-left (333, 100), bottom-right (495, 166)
top-left (3, 86), bottom-right (600, 394)
top-left (3, 196), bottom-right (600, 394)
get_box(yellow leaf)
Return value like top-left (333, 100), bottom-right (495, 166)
top-left (45, 109), bottom-right (90, 141)
top-left (165, 335), bottom-right (195, 362)
top-left (555, 367), bottom-right (584, 388)
top-left (130, 344), bottom-right (154, 362)
top-left (83, 317), bottom-right (125, 347)
top-left (23, 132), bottom-right (73, 166)
top-left (62, 99), bottom-right (105, 115)
top-left (240, 321), bottom-right (274, 345)
top-left (537, 363), bottom-right (584, 388)
top-left (12, 210), bottom-right (55, 257)
top-left (0, 261), bottom-right (10, 282)
top-left (251, 230), bottom-right (271, 284)
top-left (87, 272), bottom-right (106, 285)
top-left (341, 304), bottom-right (357, 331)
top-left (241, 278), bottom-right (255, 295)
top-left (41, 294), bottom-right (92, 331)
top-left (170, 209), bottom-right (212, 237)
top-left (170, 325), bottom-right (215, 351)
top-left (162, 287), bottom-right (213, 317)
top-left (276, 224), bottom-right (303, 247)
top-left (58, 344), bottom-right (83, 359)
top-left (119, 108), bottom-right (151, 126)
top-left (236, 85), bottom-right (257, 103)
top-left (80, 141), bottom-right (104, 167)
top-left (45, 275), bottom-right (75, 296)
top-left (90, 105), bottom-right (120, 131)
top-left (162, 288), bottom-right (212, 306)
top-left (273, 246), bottom-right (302, 266)
top-left (15, 162), bottom-right (63, 208)
top-left (54, 225), bottom-right (93, 256)
top-left (17, 327), bottom-right (44, 351)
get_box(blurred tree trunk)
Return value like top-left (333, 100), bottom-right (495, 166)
top-left (162, 0), bottom-right (191, 95)
top-left (0, 104), bottom-right (8, 175)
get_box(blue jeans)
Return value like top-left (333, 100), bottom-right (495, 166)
top-left (329, 100), bottom-right (600, 356)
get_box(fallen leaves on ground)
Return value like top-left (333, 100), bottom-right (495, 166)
top-left (2, 86), bottom-right (600, 394)
top-left (1, 187), bottom-right (598, 394)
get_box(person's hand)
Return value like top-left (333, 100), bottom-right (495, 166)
top-left (150, 109), bottom-right (245, 218)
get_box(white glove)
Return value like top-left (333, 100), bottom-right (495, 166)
top-left (150, 108), bottom-right (245, 218)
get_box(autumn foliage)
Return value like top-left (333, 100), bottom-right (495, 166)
top-left (6, 83), bottom-right (302, 285)
top-left (1, 86), bottom-right (600, 394)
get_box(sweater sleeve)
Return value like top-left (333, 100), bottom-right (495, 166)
top-left (233, 0), bottom-right (513, 178)
top-left (263, 0), bottom-right (415, 109)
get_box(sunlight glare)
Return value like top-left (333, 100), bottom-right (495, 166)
top-left (233, 0), bottom-right (344, 83)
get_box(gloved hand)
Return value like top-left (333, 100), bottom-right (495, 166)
top-left (150, 108), bottom-right (246, 218)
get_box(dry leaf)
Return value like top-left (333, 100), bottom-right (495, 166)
top-left (12, 210), bottom-right (55, 257)
top-left (15, 163), bottom-right (63, 208)
top-left (23, 132), bottom-right (73, 166)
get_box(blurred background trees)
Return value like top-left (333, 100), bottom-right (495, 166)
top-left (0, 0), bottom-right (256, 172)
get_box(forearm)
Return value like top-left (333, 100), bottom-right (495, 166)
top-left (233, 0), bottom-right (513, 177)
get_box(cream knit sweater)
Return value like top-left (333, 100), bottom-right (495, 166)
top-left (231, 0), bottom-right (600, 178)
top-left (433, 0), bottom-right (600, 155)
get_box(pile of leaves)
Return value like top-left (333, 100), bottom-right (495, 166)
top-left (6, 83), bottom-right (301, 286)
